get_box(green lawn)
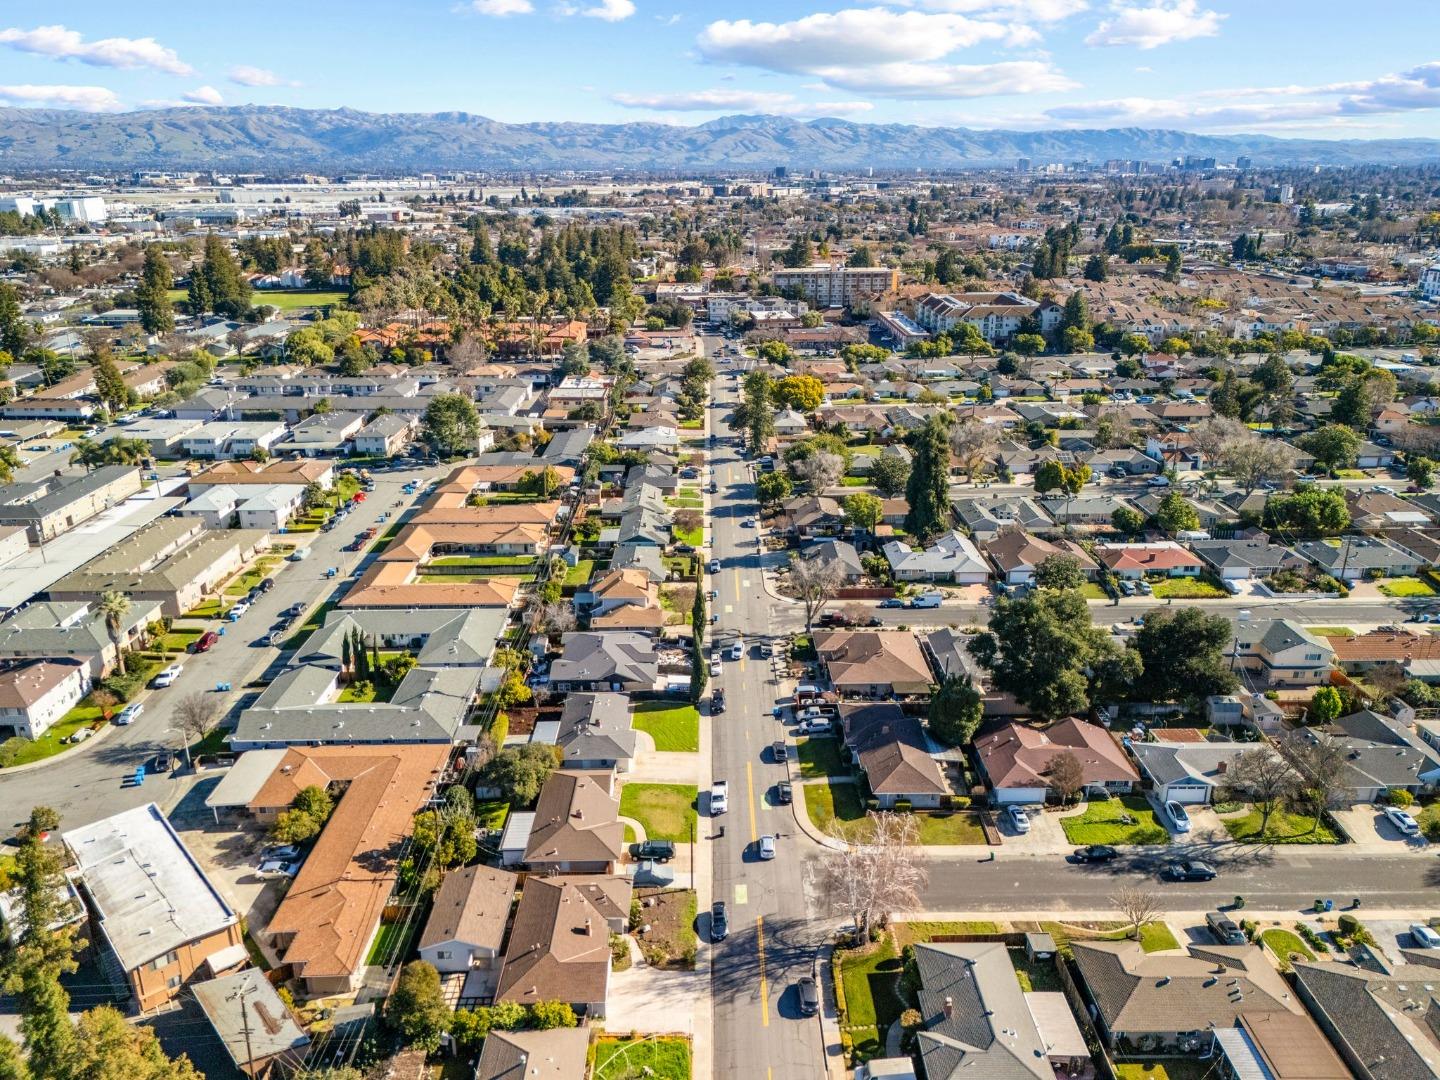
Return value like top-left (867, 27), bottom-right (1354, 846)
top-left (619, 783), bottom-right (698, 842)
top-left (839, 476), bottom-right (870, 487)
top-left (338, 680), bottom-right (395, 704)
top-left (632, 702), bottom-right (700, 752)
top-left (1222, 807), bottom-right (1340, 844)
top-left (476, 800), bottom-right (509, 834)
top-left (837, 937), bottom-right (903, 1031)
top-left (364, 917), bottom-right (420, 968)
top-left (188, 726), bottom-right (230, 758)
top-left (914, 812), bottom-right (986, 845)
top-left (1261, 927), bottom-right (1316, 963)
top-left (592, 1037), bottom-right (692, 1080)
top-left (1080, 582), bottom-right (1109, 599)
top-left (564, 559), bottom-right (596, 587)
top-left (3, 704), bottom-right (105, 767)
top-left (1150, 576), bottom-right (1228, 599)
top-left (892, 921), bottom-right (1000, 949)
top-left (183, 598), bottom-right (225, 619)
top-left (797, 736), bottom-right (847, 778)
top-left (1061, 796), bottom-right (1170, 845)
top-left (666, 494), bottom-right (704, 509)
top-left (253, 289), bottom-right (349, 311)
top-left (428, 555), bottom-right (537, 567)
top-left (1380, 576), bottom-right (1437, 598)
top-left (1139, 922), bottom-right (1181, 952)
top-left (157, 629), bottom-right (202, 653)
top-left (672, 524), bottom-right (703, 548)
top-left (1305, 626), bottom-right (1355, 637)
top-left (804, 780), bottom-right (869, 840)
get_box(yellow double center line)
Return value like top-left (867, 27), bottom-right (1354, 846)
top-left (757, 915), bottom-right (770, 1028)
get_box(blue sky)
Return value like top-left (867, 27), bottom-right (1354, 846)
top-left (1, 2), bottom-right (1438, 137)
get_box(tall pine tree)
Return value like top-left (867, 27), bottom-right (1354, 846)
top-left (904, 414), bottom-right (952, 543)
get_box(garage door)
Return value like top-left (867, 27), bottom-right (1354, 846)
top-left (1166, 785), bottom-right (1210, 804)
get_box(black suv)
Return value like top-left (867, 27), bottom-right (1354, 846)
top-left (712, 689), bottom-right (726, 714)
top-left (632, 840), bottom-right (675, 863)
top-left (711, 901), bottom-right (729, 941)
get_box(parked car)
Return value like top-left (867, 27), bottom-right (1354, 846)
top-left (1071, 844), bottom-right (1119, 864)
top-left (775, 780), bottom-right (792, 804)
top-left (632, 840), bottom-right (675, 863)
top-left (256, 859), bottom-right (299, 881)
top-left (1162, 859), bottom-right (1217, 882)
top-left (634, 860), bottom-right (675, 887)
top-left (771, 740), bottom-right (787, 763)
top-left (1006, 806), bottom-right (1031, 834)
top-left (709, 659), bottom-right (723, 677)
top-left (708, 559), bottom-right (721, 573)
top-left (1411, 923), bottom-right (1440, 949)
top-left (149, 752), bottom-right (173, 774)
top-left (797, 717), bottom-right (832, 735)
top-left (710, 780), bottom-right (729, 815)
top-left (153, 664), bottom-right (182, 688)
top-left (1384, 806), bottom-right (1421, 835)
top-left (261, 844), bottom-right (302, 861)
top-left (227, 601), bottom-right (250, 620)
top-left (1206, 911), bottom-right (1246, 945)
top-left (191, 630), bottom-right (220, 654)
top-left (727, 640), bottom-right (745, 660)
top-left (796, 975), bottom-right (820, 1016)
top-left (758, 834), bottom-right (776, 860)
top-left (879, 598), bottom-right (903, 608)
top-left (711, 901), bottom-right (729, 941)
top-left (115, 702), bottom-right (144, 726)
top-left (1163, 801), bottom-right (1192, 833)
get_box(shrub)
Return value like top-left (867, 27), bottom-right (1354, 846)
top-left (1338, 913), bottom-right (1360, 937)
top-left (1388, 788), bottom-right (1415, 807)
top-left (949, 795), bottom-right (972, 810)
top-left (1297, 923), bottom-right (1331, 953)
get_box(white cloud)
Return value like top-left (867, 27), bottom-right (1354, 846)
top-left (0, 83), bottom-right (122, 111)
top-left (900, 0), bottom-right (1088, 20)
top-left (612, 88), bottom-right (873, 116)
top-left (470, 0), bottom-right (534, 13)
top-left (1084, 1), bottom-right (1223, 49)
top-left (654, 13), bottom-right (682, 26)
top-left (580, 0), bottom-right (635, 20)
top-left (0, 24), bottom-right (192, 75)
top-left (227, 64), bottom-right (298, 88)
top-left (697, 9), bottom-right (1018, 72)
top-left (183, 85), bottom-right (224, 105)
top-left (817, 59), bottom-right (1077, 99)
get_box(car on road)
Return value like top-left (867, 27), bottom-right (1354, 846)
top-left (153, 664), bottom-right (182, 688)
top-left (775, 780), bottom-right (792, 804)
top-left (634, 860), bottom-right (675, 887)
top-left (741, 518), bottom-right (755, 528)
top-left (1006, 806), bottom-right (1031, 834)
top-left (879, 598), bottom-right (903, 608)
top-left (191, 630), bottom-right (220, 653)
top-left (727, 640), bottom-right (745, 660)
top-left (709, 659), bottom-right (723, 677)
top-left (256, 859), bottom-right (300, 881)
top-left (632, 840), bottom-right (675, 863)
top-left (796, 975), bottom-right (820, 1016)
top-left (149, 752), bottom-right (173, 774)
top-left (1163, 801), bottom-right (1192, 833)
top-left (115, 702), bottom-right (144, 726)
top-left (711, 901), bottom-right (729, 941)
top-left (1384, 806), bottom-right (1421, 835)
top-left (287, 548), bottom-right (310, 561)
top-left (1071, 844), bottom-right (1119, 864)
top-left (708, 559), bottom-right (721, 573)
top-left (758, 834), bottom-right (776, 860)
top-left (1162, 859), bottom-right (1217, 882)
top-left (1411, 923), bottom-right (1440, 948)
top-left (771, 740), bottom-right (787, 763)
top-left (711, 689), bottom-right (726, 713)
top-left (797, 717), bottom-right (832, 735)
top-left (710, 780), bottom-right (729, 815)
top-left (1147, 475), bottom-right (1171, 486)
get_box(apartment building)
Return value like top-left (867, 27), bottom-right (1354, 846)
top-left (772, 264), bottom-right (898, 308)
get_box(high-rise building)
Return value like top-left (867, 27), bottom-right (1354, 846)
top-left (772, 265), bottom-right (899, 308)
top-left (1016, 158), bottom-right (1032, 172)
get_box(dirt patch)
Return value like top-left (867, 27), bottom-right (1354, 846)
top-left (506, 706), bottom-right (545, 736)
top-left (633, 887), bottom-right (697, 969)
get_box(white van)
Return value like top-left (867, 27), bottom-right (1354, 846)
top-left (908, 591), bottom-right (943, 609)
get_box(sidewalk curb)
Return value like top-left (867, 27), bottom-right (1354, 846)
top-left (788, 777), bottom-right (850, 852)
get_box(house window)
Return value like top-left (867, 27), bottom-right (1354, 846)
top-left (150, 951), bottom-right (178, 971)
top-left (436, 950), bottom-right (452, 960)
top-left (167, 975), bottom-right (181, 990)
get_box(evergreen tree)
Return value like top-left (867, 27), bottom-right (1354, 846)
top-left (904, 415), bottom-right (951, 542)
top-left (136, 246), bottom-right (175, 335)
top-left (91, 352), bottom-right (129, 414)
top-left (0, 284), bottom-right (29, 358)
top-left (1061, 290), bottom-right (1089, 332)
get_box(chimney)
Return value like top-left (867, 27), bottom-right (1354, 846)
top-left (943, 996), bottom-right (954, 1019)
top-left (584, 917), bottom-right (593, 936)
top-left (1216, 761), bottom-right (1227, 774)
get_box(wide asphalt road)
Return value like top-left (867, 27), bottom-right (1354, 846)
top-left (0, 461), bottom-right (449, 835)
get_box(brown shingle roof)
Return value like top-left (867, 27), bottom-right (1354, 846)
top-left (495, 876), bottom-right (631, 1008)
top-left (814, 631), bottom-right (934, 695)
top-left (419, 864), bottom-right (517, 954)
top-left (522, 770), bottom-right (623, 866)
top-left (976, 718), bottom-right (1138, 791)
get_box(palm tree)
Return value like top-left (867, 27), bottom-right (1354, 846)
top-left (97, 590), bottom-right (131, 674)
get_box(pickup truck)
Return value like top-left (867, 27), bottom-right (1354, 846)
top-left (710, 780), bottom-right (729, 815)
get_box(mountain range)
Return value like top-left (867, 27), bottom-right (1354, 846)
top-left (0, 106), bottom-right (1437, 172)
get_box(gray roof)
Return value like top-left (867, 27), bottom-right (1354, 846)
top-left (192, 968), bottom-right (309, 1069)
top-left (913, 942), bottom-right (1049, 1080)
top-left (1296, 537), bottom-right (1418, 572)
top-left (1291, 960), bottom-right (1440, 1079)
top-left (802, 538), bottom-right (863, 579)
top-left (1255, 618), bottom-right (1330, 655)
top-left (883, 531), bottom-right (987, 578)
top-left (0, 598), bottom-right (160, 657)
top-left (0, 465), bottom-right (137, 523)
top-left (610, 543), bottom-right (664, 582)
top-left (297, 608), bottom-right (504, 670)
top-left (1313, 710), bottom-right (1440, 790)
top-left (541, 425), bottom-right (595, 465)
top-left (549, 632), bottom-right (658, 690)
top-left (1190, 538), bottom-right (1301, 571)
top-left (952, 496), bottom-right (1054, 535)
top-left (474, 1027), bottom-right (590, 1080)
top-left (1130, 740), bottom-right (1258, 789)
top-left (923, 628), bottom-right (985, 682)
top-left (553, 693), bottom-right (637, 765)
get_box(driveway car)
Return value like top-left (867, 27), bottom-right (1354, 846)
top-left (1384, 806), bottom-right (1421, 836)
top-left (711, 901), bottom-right (729, 941)
top-left (797, 718), bottom-right (832, 735)
top-left (796, 975), bottom-right (820, 1016)
top-left (632, 840), bottom-right (675, 863)
top-left (1163, 800), bottom-right (1192, 833)
top-left (1006, 806), bottom-right (1031, 834)
top-left (1071, 845), bottom-right (1119, 864)
top-left (261, 844), bottom-right (301, 862)
top-left (1162, 859), bottom-right (1217, 882)
top-left (758, 835), bottom-right (776, 860)
top-left (1206, 911), bottom-right (1246, 945)
top-left (1411, 923), bottom-right (1440, 948)
top-left (256, 859), bottom-right (299, 880)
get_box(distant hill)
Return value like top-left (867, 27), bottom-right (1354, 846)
top-left (0, 106), bottom-right (1437, 171)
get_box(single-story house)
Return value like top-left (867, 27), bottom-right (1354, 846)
top-left (1095, 541), bottom-right (1204, 580)
top-left (1294, 536), bottom-right (1421, 582)
top-left (416, 864), bottom-right (518, 980)
top-left (975, 717), bottom-right (1137, 804)
top-left (838, 703), bottom-right (948, 809)
top-left (883, 530), bottom-right (990, 584)
top-left (1129, 739), bottom-right (1270, 804)
top-left (1190, 537), bottom-right (1305, 580)
top-left (814, 631), bottom-right (935, 698)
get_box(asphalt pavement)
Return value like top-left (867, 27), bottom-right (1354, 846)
top-left (0, 461), bottom-right (449, 835)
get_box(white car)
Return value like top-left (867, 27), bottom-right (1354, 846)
top-left (1006, 806), bottom-right (1031, 834)
top-left (1147, 475), bottom-right (1171, 487)
top-left (153, 664), bottom-right (182, 688)
top-left (797, 717), bottom-right (833, 735)
top-left (1164, 801), bottom-right (1192, 833)
top-left (115, 702), bottom-right (144, 726)
top-left (710, 780), bottom-right (729, 815)
top-left (708, 559), bottom-right (721, 573)
top-left (1412, 923), bottom-right (1440, 948)
top-left (728, 640), bottom-right (744, 660)
top-left (741, 518), bottom-right (756, 528)
top-left (1384, 806), bottom-right (1421, 836)
top-left (758, 835), bottom-right (776, 860)
top-left (710, 659), bottom-right (723, 677)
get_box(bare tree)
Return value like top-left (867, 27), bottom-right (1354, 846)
top-left (529, 599), bottom-right (576, 636)
top-left (949, 419), bottom-right (999, 483)
top-left (793, 452), bottom-right (845, 491)
top-left (1278, 731), bottom-right (1348, 832)
top-left (173, 693), bottom-right (220, 767)
top-left (788, 555), bottom-right (843, 634)
top-left (820, 812), bottom-right (928, 941)
top-left (1218, 746), bottom-right (1295, 836)
top-left (1043, 751), bottom-right (1086, 804)
top-left (1221, 438), bottom-right (1299, 496)
top-left (843, 602), bottom-right (871, 626)
top-left (1111, 886), bottom-right (1162, 941)
top-left (1187, 416), bottom-right (1250, 464)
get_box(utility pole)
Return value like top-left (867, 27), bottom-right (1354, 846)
top-left (228, 981), bottom-right (256, 1076)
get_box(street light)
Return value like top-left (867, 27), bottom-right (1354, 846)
top-left (165, 726), bottom-right (191, 770)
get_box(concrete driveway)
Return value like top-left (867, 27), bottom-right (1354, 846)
top-left (1000, 806), bottom-right (1073, 854)
top-left (1331, 805), bottom-right (1431, 852)
top-left (606, 938), bottom-right (705, 1036)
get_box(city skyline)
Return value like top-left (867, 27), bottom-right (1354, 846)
top-left (0, 1), bottom-right (1436, 139)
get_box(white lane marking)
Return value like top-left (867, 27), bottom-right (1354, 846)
top-left (735, 884), bottom-right (748, 905)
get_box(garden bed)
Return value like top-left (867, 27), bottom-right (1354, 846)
top-left (633, 887), bottom-right (697, 969)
